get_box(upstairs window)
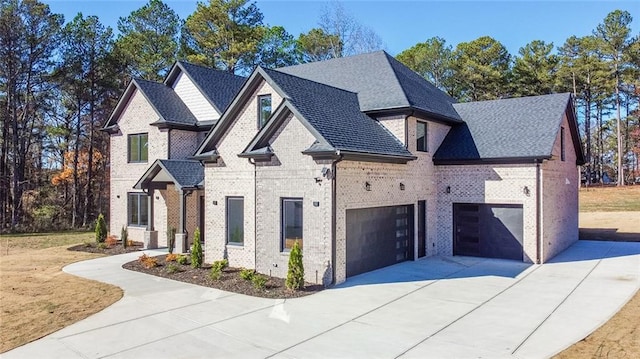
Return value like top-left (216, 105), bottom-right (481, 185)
top-left (416, 121), bottom-right (428, 152)
top-left (561, 126), bottom-right (566, 161)
top-left (258, 95), bottom-right (272, 129)
top-left (128, 133), bottom-right (148, 163)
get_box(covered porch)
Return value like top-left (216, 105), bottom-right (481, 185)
top-left (134, 159), bottom-right (205, 253)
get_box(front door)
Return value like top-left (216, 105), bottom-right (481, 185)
top-left (199, 195), bottom-right (205, 243)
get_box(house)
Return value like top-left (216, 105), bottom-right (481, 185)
top-left (103, 51), bottom-right (584, 286)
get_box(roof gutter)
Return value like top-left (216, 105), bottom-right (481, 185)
top-left (434, 155), bottom-right (552, 166)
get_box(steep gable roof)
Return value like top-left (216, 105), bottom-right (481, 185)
top-left (277, 51), bottom-right (461, 123)
top-left (134, 159), bottom-right (204, 190)
top-left (434, 93), bottom-right (585, 164)
top-left (195, 66), bottom-right (414, 162)
top-left (102, 78), bottom-right (197, 131)
top-left (166, 61), bottom-right (246, 114)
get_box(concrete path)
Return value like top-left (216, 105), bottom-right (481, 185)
top-left (4, 240), bottom-right (640, 359)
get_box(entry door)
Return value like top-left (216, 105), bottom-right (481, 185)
top-left (418, 200), bottom-right (426, 258)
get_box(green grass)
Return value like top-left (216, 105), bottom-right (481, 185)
top-left (0, 231), bottom-right (93, 252)
top-left (579, 185), bottom-right (640, 212)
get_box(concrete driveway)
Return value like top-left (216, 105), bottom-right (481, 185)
top-left (4, 240), bottom-right (640, 359)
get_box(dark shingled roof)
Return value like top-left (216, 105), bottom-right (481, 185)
top-left (177, 61), bottom-right (246, 114)
top-left (277, 51), bottom-right (461, 122)
top-left (134, 79), bottom-right (197, 125)
top-left (434, 93), bottom-right (573, 163)
top-left (262, 68), bottom-right (412, 157)
top-left (158, 159), bottom-right (204, 188)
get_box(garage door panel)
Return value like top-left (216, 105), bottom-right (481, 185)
top-left (454, 203), bottom-right (523, 260)
top-left (346, 205), bottom-right (414, 277)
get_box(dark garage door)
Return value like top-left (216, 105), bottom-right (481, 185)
top-left (346, 205), bottom-right (414, 277)
top-left (453, 203), bottom-right (523, 260)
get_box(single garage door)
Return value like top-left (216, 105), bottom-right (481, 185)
top-left (346, 205), bottom-right (414, 277)
top-left (453, 203), bottom-right (523, 260)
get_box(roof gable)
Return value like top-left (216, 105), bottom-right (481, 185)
top-left (103, 78), bottom-right (198, 131)
top-left (434, 93), bottom-right (585, 164)
top-left (166, 61), bottom-right (246, 115)
top-left (277, 51), bottom-right (461, 123)
top-left (134, 159), bottom-right (204, 190)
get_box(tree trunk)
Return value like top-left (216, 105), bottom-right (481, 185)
top-left (72, 98), bottom-right (81, 228)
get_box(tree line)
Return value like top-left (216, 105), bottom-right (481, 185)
top-left (0, 0), bottom-right (637, 232)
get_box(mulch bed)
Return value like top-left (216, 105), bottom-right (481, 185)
top-left (122, 254), bottom-right (324, 299)
top-left (68, 242), bottom-right (144, 255)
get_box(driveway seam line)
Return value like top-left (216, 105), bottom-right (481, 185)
top-left (394, 263), bottom-right (542, 358)
top-left (263, 260), bottom-right (489, 359)
top-left (511, 245), bottom-right (614, 355)
top-left (98, 303), bottom-right (278, 359)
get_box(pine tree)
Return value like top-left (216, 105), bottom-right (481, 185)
top-left (285, 241), bottom-right (304, 290)
top-left (191, 227), bottom-right (203, 268)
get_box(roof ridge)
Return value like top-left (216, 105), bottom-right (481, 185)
top-left (456, 92), bottom-right (571, 106)
top-left (267, 67), bottom-right (359, 96)
top-left (178, 60), bottom-right (245, 79)
top-left (381, 52), bottom-right (412, 109)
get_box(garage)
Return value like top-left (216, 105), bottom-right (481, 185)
top-left (453, 203), bottom-right (523, 260)
top-left (346, 205), bottom-right (414, 277)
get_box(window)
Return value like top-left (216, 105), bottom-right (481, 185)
top-left (128, 133), bottom-right (148, 163)
top-left (560, 126), bottom-right (566, 161)
top-left (226, 197), bottom-right (244, 245)
top-left (281, 198), bottom-right (303, 251)
top-left (127, 193), bottom-right (148, 226)
top-left (258, 95), bottom-right (272, 129)
top-left (416, 121), bottom-right (428, 152)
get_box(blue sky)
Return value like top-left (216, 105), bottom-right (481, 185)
top-left (46, 0), bottom-right (638, 56)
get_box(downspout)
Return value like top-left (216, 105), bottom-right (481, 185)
top-left (331, 151), bottom-right (344, 285)
top-left (536, 160), bottom-right (542, 264)
top-left (248, 158), bottom-right (257, 271)
top-left (167, 129), bottom-right (172, 159)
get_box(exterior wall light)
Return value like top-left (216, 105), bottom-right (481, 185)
top-left (399, 183), bottom-right (405, 191)
top-left (365, 182), bottom-right (371, 191)
top-left (446, 186), bottom-right (451, 194)
top-left (212, 200), bottom-right (218, 205)
top-left (523, 186), bottom-right (530, 196)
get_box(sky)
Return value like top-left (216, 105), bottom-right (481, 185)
top-left (45, 0), bottom-right (638, 56)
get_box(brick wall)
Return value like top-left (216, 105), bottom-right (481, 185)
top-left (435, 164), bottom-right (538, 262)
top-left (541, 112), bottom-right (580, 261)
top-left (109, 88), bottom-right (169, 244)
top-left (203, 80), bottom-right (284, 269)
top-left (255, 114), bottom-right (333, 286)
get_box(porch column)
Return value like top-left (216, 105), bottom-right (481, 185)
top-left (174, 188), bottom-right (188, 253)
top-left (143, 188), bottom-right (158, 249)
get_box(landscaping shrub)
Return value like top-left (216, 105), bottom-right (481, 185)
top-left (191, 228), bottom-right (203, 268)
top-left (176, 255), bottom-right (188, 265)
top-left (240, 268), bottom-right (255, 280)
top-left (209, 259), bottom-right (228, 281)
top-left (138, 253), bottom-right (158, 269)
top-left (121, 226), bottom-right (128, 249)
top-left (166, 226), bottom-right (176, 254)
top-left (96, 242), bottom-right (107, 250)
top-left (285, 240), bottom-right (304, 290)
top-left (165, 253), bottom-right (178, 262)
top-left (105, 235), bottom-right (117, 247)
top-left (166, 264), bottom-right (181, 274)
top-left (95, 214), bottom-right (107, 243)
top-left (252, 274), bottom-right (267, 290)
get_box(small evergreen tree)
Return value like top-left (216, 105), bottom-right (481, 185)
top-left (285, 241), bottom-right (304, 290)
top-left (121, 226), bottom-right (128, 249)
top-left (191, 227), bottom-right (203, 268)
top-left (95, 214), bottom-right (107, 243)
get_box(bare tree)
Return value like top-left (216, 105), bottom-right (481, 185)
top-left (318, 1), bottom-right (384, 58)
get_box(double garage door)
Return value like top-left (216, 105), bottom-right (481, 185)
top-left (346, 205), bottom-right (415, 277)
top-left (453, 203), bottom-right (524, 260)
